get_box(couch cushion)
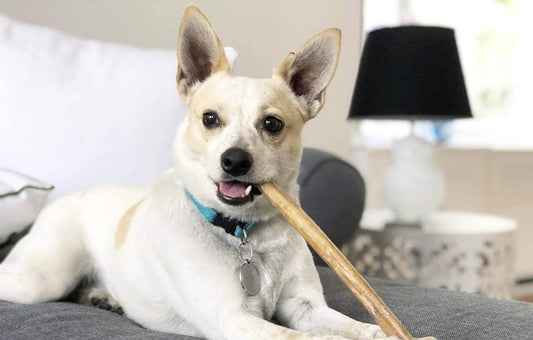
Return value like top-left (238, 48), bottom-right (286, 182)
top-left (299, 148), bottom-right (365, 265)
top-left (318, 267), bottom-right (533, 339)
top-left (0, 299), bottom-right (198, 340)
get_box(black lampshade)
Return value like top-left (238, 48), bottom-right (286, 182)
top-left (349, 26), bottom-right (472, 120)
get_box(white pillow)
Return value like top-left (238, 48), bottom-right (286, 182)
top-left (0, 169), bottom-right (53, 244)
top-left (0, 14), bottom-right (237, 202)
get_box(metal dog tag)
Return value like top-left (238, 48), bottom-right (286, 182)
top-left (240, 262), bottom-right (260, 296)
top-left (237, 229), bottom-right (260, 296)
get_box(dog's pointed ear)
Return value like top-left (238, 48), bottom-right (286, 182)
top-left (274, 28), bottom-right (341, 121)
top-left (176, 6), bottom-right (230, 99)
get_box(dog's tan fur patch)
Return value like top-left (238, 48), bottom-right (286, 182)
top-left (115, 199), bottom-right (144, 249)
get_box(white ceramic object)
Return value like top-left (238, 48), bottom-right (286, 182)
top-left (383, 135), bottom-right (445, 224)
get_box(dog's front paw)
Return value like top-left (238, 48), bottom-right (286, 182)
top-left (317, 335), bottom-right (350, 340)
top-left (359, 324), bottom-right (398, 339)
top-left (359, 324), bottom-right (436, 340)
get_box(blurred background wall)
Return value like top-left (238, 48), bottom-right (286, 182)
top-left (0, 0), bottom-right (363, 161)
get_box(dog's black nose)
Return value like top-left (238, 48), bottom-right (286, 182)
top-left (221, 148), bottom-right (253, 176)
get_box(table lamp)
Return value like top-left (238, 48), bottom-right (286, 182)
top-left (349, 26), bottom-right (472, 225)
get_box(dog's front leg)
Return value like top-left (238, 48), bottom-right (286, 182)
top-left (274, 258), bottom-right (434, 340)
top-left (219, 309), bottom-right (349, 340)
top-left (280, 304), bottom-right (435, 340)
top-left (277, 293), bottom-right (394, 340)
top-left (272, 234), bottom-right (395, 340)
top-left (171, 282), bottom-right (347, 339)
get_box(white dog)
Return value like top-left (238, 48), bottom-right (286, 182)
top-left (0, 6), bottom-right (433, 340)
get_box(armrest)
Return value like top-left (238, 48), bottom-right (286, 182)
top-left (298, 148), bottom-right (365, 266)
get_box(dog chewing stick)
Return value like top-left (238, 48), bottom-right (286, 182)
top-left (258, 182), bottom-right (413, 340)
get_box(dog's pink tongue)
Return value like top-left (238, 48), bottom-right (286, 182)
top-left (219, 181), bottom-right (247, 198)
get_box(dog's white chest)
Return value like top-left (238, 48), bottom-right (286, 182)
top-left (240, 252), bottom-right (281, 319)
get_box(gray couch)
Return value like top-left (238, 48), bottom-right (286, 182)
top-left (1, 148), bottom-right (532, 339)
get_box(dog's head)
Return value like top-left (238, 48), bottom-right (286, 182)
top-left (173, 6), bottom-right (340, 220)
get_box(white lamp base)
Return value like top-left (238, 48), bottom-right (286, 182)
top-left (383, 134), bottom-right (445, 224)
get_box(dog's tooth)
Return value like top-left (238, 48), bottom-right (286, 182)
top-left (245, 185), bottom-right (252, 196)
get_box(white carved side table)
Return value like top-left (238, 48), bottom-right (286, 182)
top-left (346, 209), bottom-right (517, 299)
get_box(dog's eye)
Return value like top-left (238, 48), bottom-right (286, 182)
top-left (263, 116), bottom-right (284, 134)
top-left (202, 111), bottom-right (220, 129)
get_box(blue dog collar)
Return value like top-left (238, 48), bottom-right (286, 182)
top-left (186, 190), bottom-right (257, 238)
